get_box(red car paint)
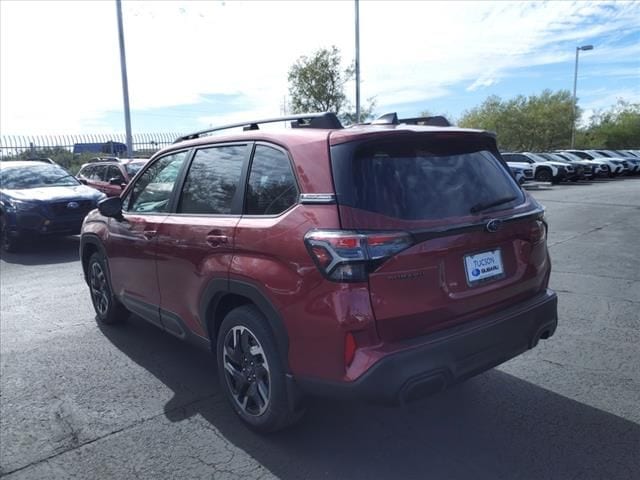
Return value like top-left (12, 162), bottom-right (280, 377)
top-left (81, 121), bottom-right (557, 404)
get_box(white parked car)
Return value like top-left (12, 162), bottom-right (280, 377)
top-left (561, 150), bottom-right (624, 177)
top-left (597, 150), bottom-right (640, 174)
top-left (538, 153), bottom-right (594, 179)
top-left (553, 151), bottom-right (610, 177)
top-left (506, 162), bottom-right (534, 184)
top-left (502, 152), bottom-right (573, 183)
top-left (584, 150), bottom-right (631, 175)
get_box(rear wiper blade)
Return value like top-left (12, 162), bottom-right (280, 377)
top-left (470, 196), bottom-right (517, 214)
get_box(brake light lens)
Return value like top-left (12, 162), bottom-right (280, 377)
top-left (530, 220), bottom-right (547, 244)
top-left (304, 230), bottom-right (413, 282)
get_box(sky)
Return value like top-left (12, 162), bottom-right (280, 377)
top-left (1, 0), bottom-right (639, 136)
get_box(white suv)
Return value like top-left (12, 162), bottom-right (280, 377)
top-left (561, 150), bottom-right (623, 177)
top-left (502, 152), bottom-right (572, 183)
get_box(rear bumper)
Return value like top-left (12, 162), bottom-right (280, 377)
top-left (296, 289), bottom-right (558, 405)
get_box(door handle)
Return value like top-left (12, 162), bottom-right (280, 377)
top-left (206, 234), bottom-right (228, 248)
top-left (143, 229), bottom-right (157, 240)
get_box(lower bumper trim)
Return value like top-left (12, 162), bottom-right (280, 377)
top-left (295, 289), bottom-right (558, 405)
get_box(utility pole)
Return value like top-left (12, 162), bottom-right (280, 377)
top-left (355, 0), bottom-right (361, 123)
top-left (116, 0), bottom-right (133, 157)
top-left (571, 44), bottom-right (594, 148)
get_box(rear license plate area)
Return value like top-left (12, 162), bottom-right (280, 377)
top-left (464, 249), bottom-right (505, 285)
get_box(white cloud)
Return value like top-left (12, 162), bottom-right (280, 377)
top-left (1, 0), bottom-right (638, 134)
top-left (467, 76), bottom-right (498, 92)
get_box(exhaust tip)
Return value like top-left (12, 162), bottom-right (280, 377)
top-left (400, 373), bottom-right (447, 404)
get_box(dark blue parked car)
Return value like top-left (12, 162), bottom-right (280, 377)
top-left (0, 161), bottom-right (105, 252)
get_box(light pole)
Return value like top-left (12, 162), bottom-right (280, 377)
top-left (116, 0), bottom-right (133, 157)
top-left (571, 44), bottom-right (593, 148)
top-left (355, 0), bottom-right (360, 123)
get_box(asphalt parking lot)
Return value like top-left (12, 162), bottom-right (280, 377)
top-left (1, 178), bottom-right (639, 480)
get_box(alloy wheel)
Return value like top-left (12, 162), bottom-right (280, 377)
top-left (536, 169), bottom-right (552, 182)
top-left (89, 261), bottom-right (110, 316)
top-left (223, 326), bottom-right (271, 416)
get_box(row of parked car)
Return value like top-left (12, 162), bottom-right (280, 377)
top-left (0, 157), bottom-right (149, 252)
top-left (504, 149), bottom-right (640, 185)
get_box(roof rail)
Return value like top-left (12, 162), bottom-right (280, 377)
top-left (174, 112), bottom-right (343, 143)
top-left (368, 112), bottom-right (452, 127)
top-left (88, 156), bottom-right (121, 163)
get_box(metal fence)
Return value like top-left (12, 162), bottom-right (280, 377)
top-left (0, 133), bottom-right (184, 159)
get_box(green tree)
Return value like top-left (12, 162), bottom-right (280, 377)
top-left (576, 100), bottom-right (640, 148)
top-left (287, 46), bottom-right (375, 124)
top-left (458, 90), bottom-right (575, 151)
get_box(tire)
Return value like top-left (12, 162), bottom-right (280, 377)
top-left (216, 305), bottom-right (303, 432)
top-left (88, 252), bottom-right (127, 324)
top-left (535, 168), bottom-right (552, 183)
top-left (0, 215), bottom-right (20, 253)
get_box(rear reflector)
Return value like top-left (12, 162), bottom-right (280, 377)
top-left (344, 332), bottom-right (357, 367)
top-left (305, 230), bottom-right (413, 282)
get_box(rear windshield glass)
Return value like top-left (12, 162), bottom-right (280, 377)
top-left (331, 136), bottom-right (523, 221)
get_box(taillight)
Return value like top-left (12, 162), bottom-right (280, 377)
top-left (344, 332), bottom-right (357, 367)
top-left (530, 220), bottom-right (547, 244)
top-left (304, 230), bottom-right (413, 282)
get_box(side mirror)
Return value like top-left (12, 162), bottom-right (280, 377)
top-left (108, 177), bottom-right (123, 186)
top-left (98, 196), bottom-right (123, 219)
top-left (78, 178), bottom-right (88, 185)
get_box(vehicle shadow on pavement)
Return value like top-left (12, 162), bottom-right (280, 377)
top-left (100, 315), bottom-right (640, 480)
top-left (0, 236), bottom-right (79, 266)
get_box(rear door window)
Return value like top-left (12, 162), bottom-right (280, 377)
top-left (331, 135), bottom-right (523, 222)
top-left (178, 145), bottom-right (247, 214)
top-left (107, 165), bottom-right (125, 183)
top-left (90, 165), bottom-right (105, 181)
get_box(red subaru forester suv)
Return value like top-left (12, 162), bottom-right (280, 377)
top-left (80, 113), bottom-right (557, 432)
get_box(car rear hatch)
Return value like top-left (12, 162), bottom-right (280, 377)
top-left (328, 130), bottom-right (550, 342)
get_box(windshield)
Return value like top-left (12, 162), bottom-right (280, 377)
top-left (0, 163), bottom-right (80, 189)
top-left (538, 153), bottom-right (564, 162)
top-left (558, 152), bottom-right (582, 162)
top-left (569, 151), bottom-right (593, 160)
top-left (595, 151), bottom-right (613, 158)
top-left (331, 135), bottom-right (524, 222)
top-left (125, 162), bottom-right (145, 176)
top-left (528, 153), bottom-right (551, 162)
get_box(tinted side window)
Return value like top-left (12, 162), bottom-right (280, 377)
top-left (107, 165), bottom-right (124, 182)
top-left (178, 145), bottom-right (246, 215)
top-left (78, 165), bottom-right (93, 179)
top-left (89, 165), bottom-right (104, 181)
top-left (128, 151), bottom-right (188, 213)
top-left (246, 145), bottom-right (298, 215)
top-left (513, 154), bottom-right (530, 163)
top-left (99, 166), bottom-right (108, 180)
